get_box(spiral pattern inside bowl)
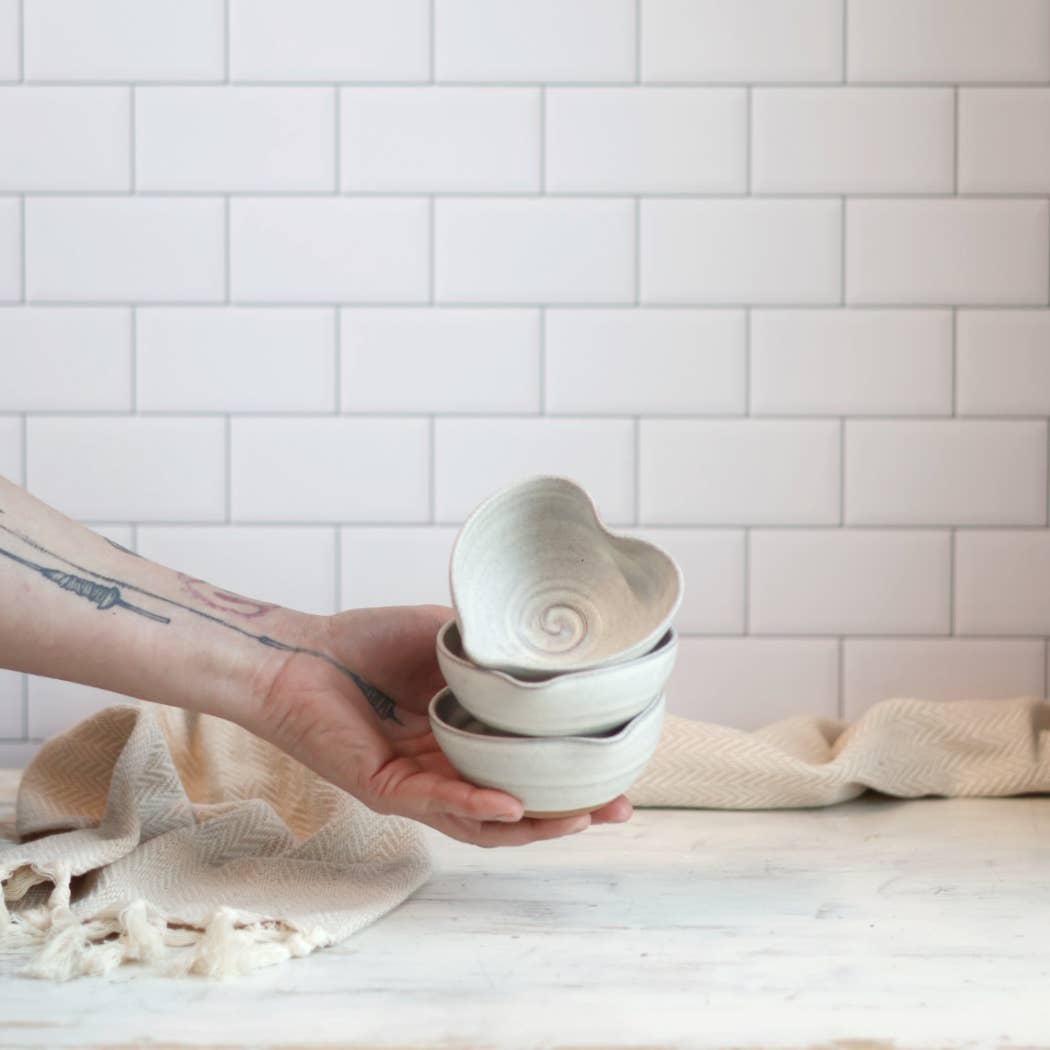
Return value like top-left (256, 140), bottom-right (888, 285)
top-left (509, 584), bottom-right (602, 658)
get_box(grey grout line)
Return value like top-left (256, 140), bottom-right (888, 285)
top-left (538, 87), bottom-right (546, 192)
top-left (333, 86), bottom-right (341, 191)
top-left (333, 308), bottom-right (341, 412)
top-left (43, 518), bottom-right (1050, 534)
top-left (19, 412), bottom-right (27, 487)
top-left (1045, 415), bottom-right (1050, 527)
top-left (13, 409), bottom-right (1050, 422)
top-left (742, 528), bottom-right (750, 633)
top-left (840, 196), bottom-right (846, 304)
top-left (223, 0), bottom-right (231, 82)
top-left (16, 300), bottom-right (1050, 311)
top-left (841, 0), bottom-right (848, 82)
top-left (743, 308), bottom-right (751, 414)
top-left (633, 197), bottom-right (641, 302)
top-left (427, 196), bottom-right (435, 303)
top-left (429, 0), bottom-right (436, 82)
top-left (14, 78), bottom-right (1050, 88)
top-left (745, 87), bottom-right (752, 193)
top-left (20, 670), bottom-right (28, 740)
top-left (223, 196), bottom-right (231, 301)
top-left (839, 417), bottom-right (846, 524)
top-left (15, 190), bottom-right (1050, 200)
top-left (633, 417), bottom-right (641, 524)
top-left (836, 637), bottom-right (844, 718)
top-left (333, 524), bottom-right (342, 611)
top-left (952, 86), bottom-right (959, 195)
top-left (129, 306), bottom-right (137, 410)
top-left (17, 195), bottom-right (24, 302)
top-left (428, 416), bottom-right (436, 523)
top-left (16, 0), bottom-right (23, 82)
top-left (634, 0), bottom-right (641, 82)
top-left (129, 87), bottom-right (135, 191)
top-left (950, 308), bottom-right (957, 414)
top-left (223, 415), bottom-right (231, 522)
top-left (1044, 639), bottom-right (1049, 699)
top-left (948, 528), bottom-right (956, 635)
top-left (537, 307), bottom-right (546, 412)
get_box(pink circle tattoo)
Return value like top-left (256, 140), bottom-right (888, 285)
top-left (178, 574), bottom-right (275, 619)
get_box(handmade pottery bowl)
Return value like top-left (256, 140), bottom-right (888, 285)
top-left (450, 476), bottom-right (683, 678)
top-left (428, 687), bottom-right (666, 817)
top-left (437, 619), bottom-right (677, 737)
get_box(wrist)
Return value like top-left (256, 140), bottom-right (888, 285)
top-left (224, 606), bottom-right (325, 732)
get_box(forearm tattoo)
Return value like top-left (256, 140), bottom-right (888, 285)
top-left (0, 513), bottom-right (401, 723)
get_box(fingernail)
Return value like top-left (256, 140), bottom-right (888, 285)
top-left (494, 811), bottom-right (522, 823)
top-left (569, 816), bottom-right (591, 833)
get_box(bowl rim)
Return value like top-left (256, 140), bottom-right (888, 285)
top-left (428, 686), bottom-right (665, 747)
top-left (437, 617), bottom-right (678, 690)
top-left (448, 474), bottom-right (685, 673)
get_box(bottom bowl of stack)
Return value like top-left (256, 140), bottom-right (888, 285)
top-left (428, 688), bottom-right (665, 818)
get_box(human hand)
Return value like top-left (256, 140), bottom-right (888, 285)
top-left (253, 604), bottom-right (633, 846)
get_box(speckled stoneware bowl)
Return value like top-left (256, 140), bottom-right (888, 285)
top-left (437, 619), bottom-right (677, 737)
top-left (450, 476), bottom-right (683, 679)
top-left (429, 687), bottom-right (666, 817)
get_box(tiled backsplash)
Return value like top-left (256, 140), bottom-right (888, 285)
top-left (2, 0), bottom-right (1050, 758)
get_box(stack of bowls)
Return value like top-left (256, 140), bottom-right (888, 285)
top-left (428, 476), bottom-right (683, 818)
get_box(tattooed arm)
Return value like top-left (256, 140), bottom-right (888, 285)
top-left (0, 476), bottom-right (631, 845)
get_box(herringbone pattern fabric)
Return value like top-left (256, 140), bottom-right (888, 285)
top-left (634, 696), bottom-right (1050, 808)
top-left (3, 695), bottom-right (1049, 979)
top-left (0, 703), bottom-right (431, 978)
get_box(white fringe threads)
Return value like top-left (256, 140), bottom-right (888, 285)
top-left (0, 864), bottom-right (331, 980)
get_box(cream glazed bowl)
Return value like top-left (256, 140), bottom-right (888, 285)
top-left (437, 619), bottom-right (677, 737)
top-left (429, 688), bottom-right (666, 817)
top-left (450, 476), bottom-right (683, 679)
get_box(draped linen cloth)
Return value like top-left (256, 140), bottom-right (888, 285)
top-left (0, 703), bottom-right (431, 979)
top-left (2, 695), bottom-right (1048, 979)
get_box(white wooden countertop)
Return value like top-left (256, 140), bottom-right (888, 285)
top-left (2, 766), bottom-right (1049, 1050)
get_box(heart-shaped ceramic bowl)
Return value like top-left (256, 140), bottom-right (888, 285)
top-left (450, 476), bottom-right (683, 678)
top-left (437, 619), bottom-right (677, 737)
top-left (429, 687), bottom-right (665, 817)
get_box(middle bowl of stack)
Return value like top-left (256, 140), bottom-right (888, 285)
top-left (428, 476), bottom-right (683, 817)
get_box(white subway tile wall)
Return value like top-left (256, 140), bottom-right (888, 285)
top-left (24, 0), bottom-right (224, 81)
top-left (26, 198), bottom-right (225, 302)
top-left (0, 87), bottom-right (130, 191)
top-left (958, 89), bottom-right (1050, 193)
top-left (135, 87), bottom-right (335, 192)
top-left (136, 526), bottom-right (338, 615)
top-left (956, 312), bottom-right (1050, 416)
top-left (341, 88), bottom-right (539, 193)
top-left (0, 0), bottom-right (1047, 749)
top-left (0, 417), bottom-right (22, 484)
top-left (0, 1), bottom-right (17, 80)
top-left (0, 197), bottom-right (19, 300)
top-left (0, 308), bottom-right (131, 411)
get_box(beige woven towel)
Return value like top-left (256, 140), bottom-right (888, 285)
top-left (3, 694), bottom-right (1050, 980)
top-left (0, 703), bottom-right (431, 980)
top-left (633, 696), bottom-right (1050, 807)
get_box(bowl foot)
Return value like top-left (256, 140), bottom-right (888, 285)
top-left (523, 803), bottom-right (610, 820)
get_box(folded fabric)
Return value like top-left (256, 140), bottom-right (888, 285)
top-left (0, 703), bottom-right (431, 980)
top-left (3, 695), bottom-right (1049, 980)
top-left (633, 696), bottom-right (1050, 807)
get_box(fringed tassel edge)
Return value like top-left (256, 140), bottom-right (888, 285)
top-left (0, 864), bottom-right (330, 980)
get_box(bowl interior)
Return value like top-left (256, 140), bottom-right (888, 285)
top-left (431, 688), bottom-right (629, 742)
top-left (451, 476), bottom-right (682, 677)
top-left (439, 618), bottom-right (676, 686)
